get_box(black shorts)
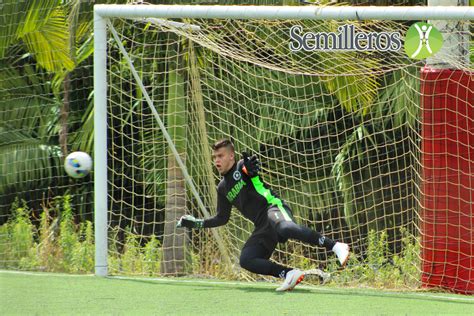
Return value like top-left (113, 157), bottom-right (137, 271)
top-left (242, 204), bottom-right (295, 253)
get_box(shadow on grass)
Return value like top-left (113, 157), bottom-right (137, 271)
top-left (108, 276), bottom-right (285, 293)
top-left (107, 276), bottom-right (474, 304)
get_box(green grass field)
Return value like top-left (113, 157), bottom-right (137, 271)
top-left (1, 270), bottom-right (473, 315)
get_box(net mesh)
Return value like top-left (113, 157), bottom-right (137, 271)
top-left (105, 15), bottom-right (472, 291)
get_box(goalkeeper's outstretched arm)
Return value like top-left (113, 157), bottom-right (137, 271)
top-left (177, 192), bottom-right (231, 229)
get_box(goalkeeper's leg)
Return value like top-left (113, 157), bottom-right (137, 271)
top-left (268, 206), bottom-right (350, 267)
top-left (239, 243), bottom-right (289, 278)
top-left (240, 243), bottom-right (305, 291)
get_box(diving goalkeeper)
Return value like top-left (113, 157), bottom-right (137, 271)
top-left (177, 139), bottom-right (350, 291)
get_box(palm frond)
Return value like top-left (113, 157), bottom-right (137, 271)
top-left (0, 0), bottom-right (30, 57)
top-left (19, 5), bottom-right (74, 73)
top-left (0, 126), bottom-right (61, 195)
top-left (373, 67), bottom-right (420, 130)
top-left (331, 125), bottom-right (377, 227)
top-left (67, 92), bottom-right (94, 154)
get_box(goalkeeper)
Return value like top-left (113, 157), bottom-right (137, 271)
top-left (177, 139), bottom-right (350, 291)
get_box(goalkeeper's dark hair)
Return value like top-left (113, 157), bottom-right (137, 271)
top-left (212, 139), bottom-right (235, 152)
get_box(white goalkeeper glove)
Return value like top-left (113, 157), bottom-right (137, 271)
top-left (176, 215), bottom-right (204, 229)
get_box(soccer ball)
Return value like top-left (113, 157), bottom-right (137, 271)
top-left (64, 151), bottom-right (92, 178)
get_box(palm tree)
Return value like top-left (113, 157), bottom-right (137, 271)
top-left (0, 0), bottom-right (94, 221)
top-left (161, 34), bottom-right (188, 275)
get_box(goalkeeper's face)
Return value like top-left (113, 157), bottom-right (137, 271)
top-left (212, 147), bottom-right (235, 175)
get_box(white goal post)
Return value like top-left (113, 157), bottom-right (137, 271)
top-left (93, 3), bottom-right (473, 289)
top-left (94, 5), bottom-right (473, 20)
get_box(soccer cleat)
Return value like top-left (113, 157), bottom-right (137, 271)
top-left (332, 242), bottom-right (350, 267)
top-left (275, 269), bottom-right (305, 292)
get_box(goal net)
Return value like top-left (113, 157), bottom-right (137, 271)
top-left (96, 5), bottom-right (473, 293)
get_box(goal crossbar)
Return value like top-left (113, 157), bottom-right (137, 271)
top-left (94, 5), bottom-right (474, 21)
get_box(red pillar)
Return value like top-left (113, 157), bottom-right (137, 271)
top-left (420, 68), bottom-right (474, 294)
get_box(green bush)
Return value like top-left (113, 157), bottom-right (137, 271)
top-left (120, 229), bottom-right (145, 274)
top-left (37, 206), bottom-right (59, 270)
top-left (393, 228), bottom-right (421, 288)
top-left (144, 235), bottom-right (161, 276)
top-left (326, 228), bottom-right (421, 289)
top-left (58, 195), bottom-right (80, 271)
top-left (71, 220), bottom-right (95, 273)
top-left (0, 198), bottom-right (194, 277)
top-left (1, 197), bottom-right (421, 289)
top-left (0, 196), bottom-right (96, 273)
top-left (0, 199), bottom-right (37, 269)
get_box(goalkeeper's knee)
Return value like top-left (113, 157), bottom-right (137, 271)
top-left (239, 255), bottom-right (253, 272)
top-left (275, 221), bottom-right (298, 240)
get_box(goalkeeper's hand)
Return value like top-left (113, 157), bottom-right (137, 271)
top-left (242, 152), bottom-right (261, 177)
top-left (176, 215), bottom-right (204, 229)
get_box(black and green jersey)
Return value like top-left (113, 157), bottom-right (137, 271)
top-left (203, 160), bottom-right (289, 228)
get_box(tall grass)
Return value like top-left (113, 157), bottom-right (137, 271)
top-left (0, 196), bottom-right (421, 289)
top-left (0, 196), bottom-right (163, 275)
top-left (0, 196), bottom-right (95, 273)
top-left (327, 228), bottom-right (421, 289)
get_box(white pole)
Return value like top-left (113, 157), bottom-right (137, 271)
top-left (427, 0), bottom-right (470, 68)
top-left (93, 11), bottom-right (108, 277)
top-left (94, 5), bottom-right (474, 20)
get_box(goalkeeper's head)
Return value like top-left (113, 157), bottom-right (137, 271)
top-left (212, 139), bottom-right (235, 175)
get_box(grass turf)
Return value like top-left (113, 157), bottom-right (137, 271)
top-left (1, 270), bottom-right (473, 315)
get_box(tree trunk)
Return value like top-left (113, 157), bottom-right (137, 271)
top-left (59, 1), bottom-right (79, 156)
top-left (161, 156), bottom-right (187, 275)
top-left (60, 74), bottom-right (70, 156)
top-left (161, 37), bottom-right (187, 275)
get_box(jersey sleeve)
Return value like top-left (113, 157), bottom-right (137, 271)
top-left (203, 185), bottom-right (232, 228)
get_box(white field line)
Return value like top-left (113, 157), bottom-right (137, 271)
top-left (1, 269), bottom-right (473, 303)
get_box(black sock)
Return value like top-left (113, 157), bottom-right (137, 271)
top-left (317, 235), bottom-right (336, 251)
top-left (278, 268), bottom-right (293, 279)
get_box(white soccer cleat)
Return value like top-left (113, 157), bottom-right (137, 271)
top-left (275, 269), bottom-right (305, 292)
top-left (332, 242), bottom-right (350, 267)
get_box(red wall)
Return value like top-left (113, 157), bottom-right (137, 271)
top-left (420, 68), bottom-right (474, 294)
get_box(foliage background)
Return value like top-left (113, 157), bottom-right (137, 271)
top-left (0, 0), bottom-right (468, 292)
